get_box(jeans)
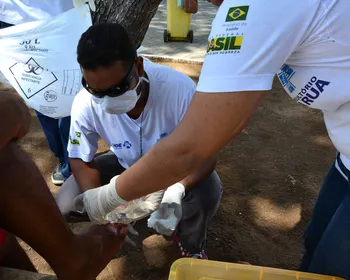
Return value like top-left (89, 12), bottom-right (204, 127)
top-left (300, 155), bottom-right (350, 278)
top-left (35, 111), bottom-right (71, 180)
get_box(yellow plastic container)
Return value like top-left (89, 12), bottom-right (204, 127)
top-left (168, 259), bottom-right (343, 280)
top-left (164, 0), bottom-right (193, 43)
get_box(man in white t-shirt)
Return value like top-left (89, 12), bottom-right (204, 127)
top-left (76, 0), bottom-right (350, 277)
top-left (56, 23), bottom-right (222, 259)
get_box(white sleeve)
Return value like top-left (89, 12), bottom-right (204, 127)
top-left (68, 95), bottom-right (99, 162)
top-left (197, 0), bottom-right (317, 93)
top-left (177, 79), bottom-right (196, 123)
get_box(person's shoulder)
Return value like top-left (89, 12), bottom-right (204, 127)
top-left (71, 89), bottom-right (95, 118)
top-left (144, 59), bottom-right (196, 97)
top-left (144, 59), bottom-right (194, 84)
top-left (73, 88), bottom-right (93, 105)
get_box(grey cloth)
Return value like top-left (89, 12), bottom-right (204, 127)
top-left (55, 151), bottom-right (124, 214)
top-left (55, 151), bottom-right (222, 253)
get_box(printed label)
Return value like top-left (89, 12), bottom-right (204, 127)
top-left (9, 57), bottom-right (58, 99)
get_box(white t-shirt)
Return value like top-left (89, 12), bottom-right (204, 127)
top-left (68, 59), bottom-right (196, 169)
top-left (0, 0), bottom-right (74, 25)
top-left (197, 0), bottom-right (350, 170)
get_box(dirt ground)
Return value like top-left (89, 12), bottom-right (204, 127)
top-left (1, 60), bottom-right (335, 279)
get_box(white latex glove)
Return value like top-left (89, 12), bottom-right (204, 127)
top-left (73, 0), bottom-right (96, 12)
top-left (74, 176), bottom-right (127, 224)
top-left (106, 190), bottom-right (164, 224)
top-left (148, 183), bottom-right (185, 236)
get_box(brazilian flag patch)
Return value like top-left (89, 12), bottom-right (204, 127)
top-left (226, 6), bottom-right (249, 22)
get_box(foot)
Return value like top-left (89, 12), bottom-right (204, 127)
top-left (51, 163), bottom-right (64, 185)
top-left (173, 233), bottom-right (208, 259)
top-left (57, 224), bottom-right (127, 280)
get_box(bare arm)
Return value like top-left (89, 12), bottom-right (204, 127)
top-left (0, 142), bottom-right (126, 279)
top-left (117, 90), bottom-right (267, 200)
top-left (0, 92), bottom-right (31, 150)
top-left (179, 156), bottom-right (217, 190)
top-left (70, 158), bottom-right (101, 192)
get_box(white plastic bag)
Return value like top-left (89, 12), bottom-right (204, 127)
top-left (106, 190), bottom-right (165, 224)
top-left (0, 6), bottom-right (92, 118)
top-left (73, 0), bottom-right (96, 13)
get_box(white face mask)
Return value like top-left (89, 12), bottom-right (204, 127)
top-left (92, 77), bottom-right (148, 114)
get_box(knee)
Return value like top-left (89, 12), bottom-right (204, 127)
top-left (55, 190), bottom-right (72, 216)
top-left (186, 171), bottom-right (223, 214)
top-left (55, 178), bottom-right (79, 216)
top-left (203, 171), bottom-right (223, 205)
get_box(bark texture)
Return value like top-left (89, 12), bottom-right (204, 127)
top-left (93, 0), bottom-right (162, 48)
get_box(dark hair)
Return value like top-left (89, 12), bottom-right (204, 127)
top-left (77, 23), bottom-right (137, 70)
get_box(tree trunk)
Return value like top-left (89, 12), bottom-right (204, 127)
top-left (93, 0), bottom-right (162, 49)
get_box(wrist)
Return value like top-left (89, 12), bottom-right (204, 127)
top-left (107, 176), bottom-right (128, 206)
top-left (171, 182), bottom-right (185, 193)
top-left (114, 174), bottom-right (136, 201)
top-left (162, 183), bottom-right (185, 203)
top-left (94, 176), bottom-right (128, 219)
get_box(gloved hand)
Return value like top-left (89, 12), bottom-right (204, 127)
top-left (74, 175), bottom-right (165, 225)
top-left (106, 190), bottom-right (164, 224)
top-left (74, 176), bottom-right (127, 224)
top-left (148, 183), bottom-right (185, 236)
top-left (73, 0), bottom-right (96, 12)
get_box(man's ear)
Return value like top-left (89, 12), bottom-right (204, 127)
top-left (135, 56), bottom-right (144, 77)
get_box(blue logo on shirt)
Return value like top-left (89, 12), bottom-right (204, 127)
top-left (113, 143), bottom-right (123, 150)
top-left (294, 76), bottom-right (330, 106)
top-left (113, 141), bottom-right (132, 150)
top-left (123, 141), bottom-right (132, 149)
top-left (157, 132), bottom-right (169, 142)
top-left (278, 64), bottom-right (296, 93)
top-left (160, 132), bottom-right (169, 139)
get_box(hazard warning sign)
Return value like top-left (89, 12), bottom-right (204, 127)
top-left (9, 57), bottom-right (58, 99)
